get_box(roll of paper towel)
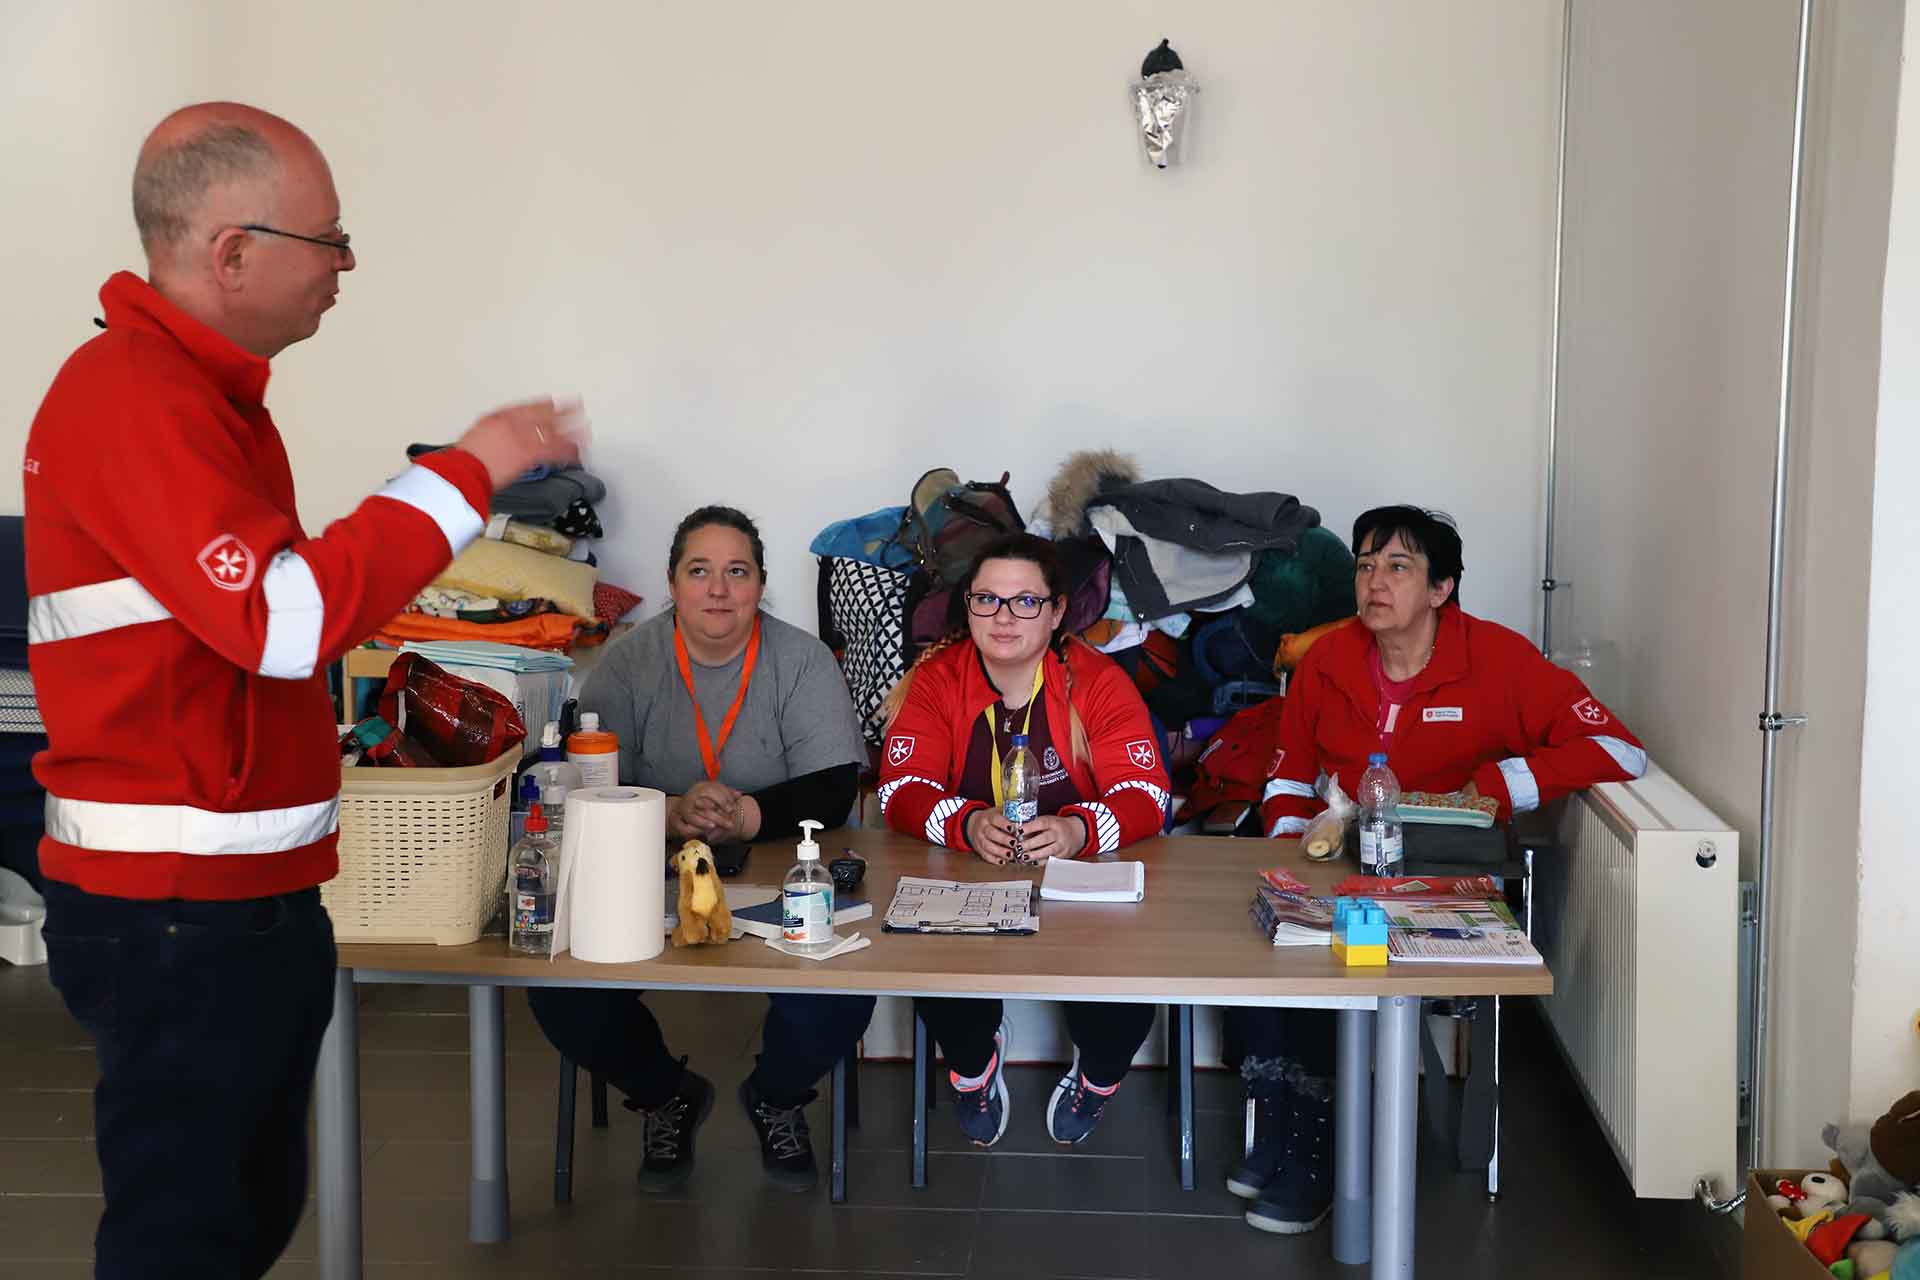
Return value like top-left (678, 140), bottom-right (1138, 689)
top-left (553, 786), bottom-right (666, 963)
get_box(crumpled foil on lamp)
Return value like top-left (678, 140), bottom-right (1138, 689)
top-left (1131, 38), bottom-right (1197, 169)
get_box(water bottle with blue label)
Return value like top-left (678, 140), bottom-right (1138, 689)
top-left (1002, 733), bottom-right (1039, 860)
top-left (1356, 753), bottom-right (1404, 877)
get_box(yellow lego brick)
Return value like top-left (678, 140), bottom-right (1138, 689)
top-left (1342, 943), bottom-right (1388, 967)
top-left (1331, 935), bottom-right (1348, 959)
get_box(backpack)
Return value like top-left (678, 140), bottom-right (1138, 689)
top-left (896, 468), bottom-right (1024, 587)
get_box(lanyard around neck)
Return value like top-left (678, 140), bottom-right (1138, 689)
top-left (986, 661), bottom-right (1046, 808)
top-left (673, 614), bottom-right (762, 782)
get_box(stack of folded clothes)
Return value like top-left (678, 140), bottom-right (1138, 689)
top-left (376, 449), bottom-right (643, 652)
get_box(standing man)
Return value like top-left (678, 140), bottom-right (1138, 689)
top-left (22, 102), bottom-right (583, 1278)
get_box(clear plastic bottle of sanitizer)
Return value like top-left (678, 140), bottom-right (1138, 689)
top-left (782, 819), bottom-right (835, 954)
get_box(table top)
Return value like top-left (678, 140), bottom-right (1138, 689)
top-left (338, 832), bottom-right (1552, 1003)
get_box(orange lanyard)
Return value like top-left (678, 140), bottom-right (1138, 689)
top-left (673, 615), bottom-right (762, 782)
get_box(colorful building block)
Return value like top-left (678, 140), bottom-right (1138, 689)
top-left (1332, 899), bottom-right (1389, 966)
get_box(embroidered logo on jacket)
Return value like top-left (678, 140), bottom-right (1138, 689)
top-left (1126, 740), bottom-right (1157, 769)
top-left (197, 534), bottom-right (257, 592)
top-left (1572, 697), bottom-right (1610, 727)
top-left (1423, 707), bottom-right (1464, 723)
top-left (887, 736), bottom-right (915, 766)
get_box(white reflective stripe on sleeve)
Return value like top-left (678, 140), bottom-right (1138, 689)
top-left (1079, 801), bottom-right (1122, 855)
top-left (1592, 735), bottom-right (1649, 779)
top-left (27, 578), bottom-right (172, 644)
top-left (1263, 777), bottom-right (1317, 802)
top-left (877, 774), bottom-right (938, 816)
top-left (1105, 778), bottom-right (1171, 816)
top-left (257, 550), bottom-right (324, 679)
top-left (376, 464), bottom-right (484, 554)
top-left (1269, 815), bottom-right (1309, 838)
top-left (926, 796), bottom-right (965, 846)
top-left (45, 793), bottom-right (339, 856)
top-left (1497, 757), bottom-right (1541, 815)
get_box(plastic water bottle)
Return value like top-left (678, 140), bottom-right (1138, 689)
top-left (528, 721), bottom-right (584, 833)
top-left (509, 802), bottom-right (559, 956)
top-left (782, 819), bottom-right (835, 953)
top-left (1001, 732), bottom-right (1039, 859)
top-left (1356, 753), bottom-right (1404, 877)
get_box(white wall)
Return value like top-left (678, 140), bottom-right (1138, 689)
top-left (2, 0), bottom-right (1562, 639)
top-left (1553, 0), bottom-right (1902, 1166)
top-left (1852, 5), bottom-right (1920, 1119)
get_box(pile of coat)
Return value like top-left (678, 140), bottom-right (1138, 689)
top-left (379, 450), bottom-right (641, 653)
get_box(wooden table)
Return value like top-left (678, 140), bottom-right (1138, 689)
top-left (313, 831), bottom-right (1550, 1279)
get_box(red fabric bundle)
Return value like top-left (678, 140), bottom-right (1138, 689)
top-left (377, 652), bottom-right (526, 766)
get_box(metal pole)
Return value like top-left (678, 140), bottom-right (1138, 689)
top-left (315, 967), bottom-right (362, 1280)
top-left (1750, 0), bottom-right (1816, 1182)
top-left (1539, 0), bottom-right (1575, 658)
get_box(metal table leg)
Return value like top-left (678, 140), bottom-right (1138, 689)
top-left (831, 1054), bottom-right (849, 1204)
top-left (1175, 1004), bottom-right (1195, 1192)
top-left (911, 1010), bottom-right (929, 1189)
top-left (469, 984), bottom-right (509, 1243)
top-left (1373, 995), bottom-right (1421, 1279)
top-left (316, 967), bottom-right (363, 1280)
top-left (1333, 1005), bottom-right (1374, 1266)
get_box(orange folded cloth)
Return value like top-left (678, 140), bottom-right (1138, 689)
top-left (373, 610), bottom-right (581, 652)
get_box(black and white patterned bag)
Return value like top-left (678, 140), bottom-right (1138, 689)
top-left (817, 556), bottom-right (915, 747)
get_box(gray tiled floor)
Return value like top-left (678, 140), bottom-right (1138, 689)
top-left (0, 959), bottom-right (1737, 1277)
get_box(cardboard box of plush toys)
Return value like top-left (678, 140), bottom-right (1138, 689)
top-left (1746, 1091), bottom-right (1920, 1278)
top-left (1745, 1171), bottom-right (1882, 1279)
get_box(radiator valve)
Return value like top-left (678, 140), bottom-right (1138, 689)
top-left (1695, 841), bottom-right (1718, 869)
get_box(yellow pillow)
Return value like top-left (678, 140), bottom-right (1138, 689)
top-left (434, 538), bottom-right (599, 620)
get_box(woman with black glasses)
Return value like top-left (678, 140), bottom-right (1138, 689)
top-left (873, 533), bottom-right (1170, 1150)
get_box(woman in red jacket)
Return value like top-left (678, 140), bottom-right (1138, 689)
top-left (1229, 505), bottom-right (1644, 1238)
top-left (876, 533), bottom-right (1170, 1148)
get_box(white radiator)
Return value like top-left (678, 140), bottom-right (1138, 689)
top-left (1533, 763), bottom-right (1739, 1199)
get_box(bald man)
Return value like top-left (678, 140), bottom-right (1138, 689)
top-left (22, 103), bottom-right (581, 1278)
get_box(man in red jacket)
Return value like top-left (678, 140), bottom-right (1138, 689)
top-left (23, 102), bottom-right (581, 1279)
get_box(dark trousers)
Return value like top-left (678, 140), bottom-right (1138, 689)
top-left (914, 997), bottom-right (1157, 1087)
top-left (1220, 1006), bottom-right (1336, 1080)
top-left (527, 986), bottom-right (875, 1108)
top-left (41, 881), bottom-right (337, 1280)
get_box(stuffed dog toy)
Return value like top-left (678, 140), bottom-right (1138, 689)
top-left (670, 840), bottom-right (732, 946)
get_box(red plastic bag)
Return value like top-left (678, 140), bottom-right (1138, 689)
top-left (377, 652), bottom-right (526, 766)
top-left (1328, 874), bottom-right (1502, 899)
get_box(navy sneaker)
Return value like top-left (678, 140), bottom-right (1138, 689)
top-left (631, 1069), bottom-right (715, 1193)
top-left (1045, 1050), bottom-right (1121, 1146)
top-left (950, 1018), bottom-right (1013, 1147)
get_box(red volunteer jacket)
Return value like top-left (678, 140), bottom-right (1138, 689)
top-left (24, 272), bottom-right (492, 900)
top-left (877, 639), bottom-right (1170, 856)
top-left (1258, 606), bottom-right (1646, 837)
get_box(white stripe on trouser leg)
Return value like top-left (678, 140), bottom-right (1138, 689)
top-left (926, 796), bottom-right (965, 846)
top-left (1591, 736), bottom-right (1649, 779)
top-left (1497, 758), bottom-right (1541, 814)
top-left (258, 550), bottom-right (325, 678)
top-left (45, 794), bottom-right (340, 855)
top-left (1269, 815), bottom-right (1309, 838)
top-left (27, 578), bottom-right (173, 644)
top-left (1264, 777), bottom-right (1316, 803)
top-left (877, 775), bottom-right (938, 815)
top-left (376, 464), bottom-right (484, 553)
